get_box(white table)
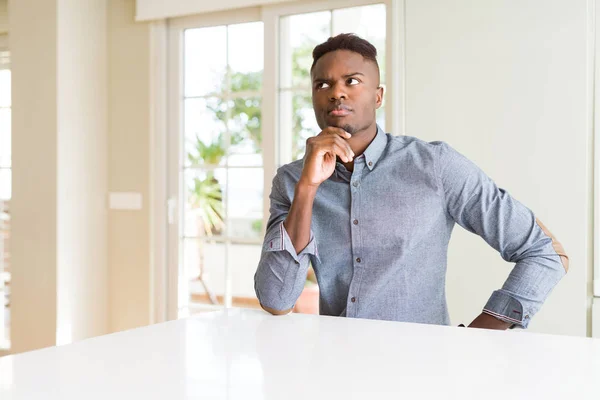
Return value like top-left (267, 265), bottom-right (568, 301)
top-left (0, 308), bottom-right (599, 399)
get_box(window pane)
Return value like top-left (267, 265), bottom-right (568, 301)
top-left (229, 244), bottom-right (261, 301)
top-left (280, 11), bottom-right (331, 89)
top-left (228, 168), bottom-right (263, 239)
top-left (228, 22), bottom-right (263, 93)
top-left (279, 90), bottom-right (320, 161)
top-left (0, 70), bottom-right (10, 107)
top-left (185, 26), bottom-right (227, 97)
top-left (185, 239), bottom-right (226, 307)
top-left (0, 170), bottom-right (10, 201)
top-left (228, 97), bottom-right (262, 167)
top-left (0, 109), bottom-right (10, 168)
top-left (332, 4), bottom-right (386, 82)
top-left (376, 106), bottom-right (385, 131)
top-left (184, 169), bottom-right (227, 238)
top-left (184, 98), bottom-right (228, 167)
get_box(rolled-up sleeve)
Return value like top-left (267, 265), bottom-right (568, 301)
top-left (254, 170), bottom-right (319, 312)
top-left (435, 141), bottom-right (568, 328)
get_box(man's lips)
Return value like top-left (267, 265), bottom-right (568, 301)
top-left (328, 105), bottom-right (352, 117)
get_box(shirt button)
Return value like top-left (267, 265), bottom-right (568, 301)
top-left (352, 181), bottom-right (359, 187)
top-left (351, 297), bottom-right (356, 303)
top-left (353, 219), bottom-right (358, 225)
top-left (368, 161), bottom-right (373, 167)
top-left (356, 257), bottom-right (361, 263)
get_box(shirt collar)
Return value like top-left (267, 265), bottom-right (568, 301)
top-left (362, 124), bottom-right (387, 170)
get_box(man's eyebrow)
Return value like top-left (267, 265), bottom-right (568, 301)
top-left (342, 72), bottom-right (365, 78)
top-left (312, 72), bottom-right (365, 83)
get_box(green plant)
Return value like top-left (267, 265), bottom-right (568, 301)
top-left (188, 172), bottom-right (224, 237)
top-left (187, 134), bottom-right (226, 166)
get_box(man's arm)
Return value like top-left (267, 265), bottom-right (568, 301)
top-left (435, 141), bottom-right (568, 330)
top-left (254, 128), bottom-right (354, 315)
top-left (254, 175), bottom-right (320, 315)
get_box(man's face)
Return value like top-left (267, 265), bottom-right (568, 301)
top-left (311, 50), bottom-right (383, 135)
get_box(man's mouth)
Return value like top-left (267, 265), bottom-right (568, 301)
top-left (328, 105), bottom-right (352, 117)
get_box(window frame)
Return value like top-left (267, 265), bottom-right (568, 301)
top-left (0, 33), bottom-right (10, 354)
top-left (163, 0), bottom-right (405, 320)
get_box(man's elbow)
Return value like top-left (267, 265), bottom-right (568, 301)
top-left (260, 302), bottom-right (293, 316)
top-left (536, 218), bottom-right (569, 272)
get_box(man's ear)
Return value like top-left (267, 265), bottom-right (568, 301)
top-left (375, 85), bottom-right (384, 109)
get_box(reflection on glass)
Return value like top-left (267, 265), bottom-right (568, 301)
top-left (185, 239), bottom-right (226, 308)
top-left (332, 4), bottom-right (387, 81)
top-left (228, 169), bottom-right (263, 239)
top-left (228, 22), bottom-right (264, 92)
top-left (185, 26), bottom-right (227, 97)
top-left (0, 109), bottom-right (10, 168)
top-left (228, 97), bottom-right (262, 167)
top-left (184, 169), bottom-right (227, 238)
top-left (185, 98), bottom-right (228, 167)
top-left (280, 11), bottom-right (331, 89)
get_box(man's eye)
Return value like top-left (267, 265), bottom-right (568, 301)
top-left (347, 78), bottom-right (359, 85)
top-left (317, 82), bottom-right (330, 89)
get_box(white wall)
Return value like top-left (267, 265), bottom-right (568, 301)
top-left (404, 0), bottom-right (591, 336)
top-left (9, 0), bottom-right (59, 353)
top-left (10, 0), bottom-right (108, 353)
top-left (0, 0), bottom-right (7, 35)
top-left (107, 0), bottom-right (153, 333)
top-left (56, 0), bottom-right (108, 345)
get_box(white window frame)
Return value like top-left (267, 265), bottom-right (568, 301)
top-left (166, 7), bottom-right (264, 320)
top-left (159, 0), bottom-right (406, 320)
top-left (0, 33), bottom-right (10, 355)
top-left (594, 0), bottom-right (600, 299)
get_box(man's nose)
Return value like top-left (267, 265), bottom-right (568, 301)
top-left (329, 83), bottom-right (347, 101)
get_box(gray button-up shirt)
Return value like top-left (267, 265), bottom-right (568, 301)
top-left (254, 125), bottom-right (566, 328)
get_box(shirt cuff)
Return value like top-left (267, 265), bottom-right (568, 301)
top-left (265, 221), bottom-right (319, 263)
top-left (482, 290), bottom-right (531, 329)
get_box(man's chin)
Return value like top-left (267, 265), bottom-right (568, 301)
top-left (326, 120), bottom-right (356, 134)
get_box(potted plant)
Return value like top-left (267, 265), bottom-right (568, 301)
top-left (187, 134), bottom-right (226, 305)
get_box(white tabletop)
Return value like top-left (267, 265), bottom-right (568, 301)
top-left (0, 308), bottom-right (599, 399)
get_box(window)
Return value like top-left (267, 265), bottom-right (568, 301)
top-left (0, 40), bottom-right (10, 349)
top-left (278, 4), bottom-right (387, 163)
top-left (170, 13), bottom-right (265, 317)
top-left (166, 1), bottom-right (395, 319)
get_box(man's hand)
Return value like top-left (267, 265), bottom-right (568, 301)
top-left (467, 313), bottom-right (513, 330)
top-left (299, 127), bottom-right (354, 188)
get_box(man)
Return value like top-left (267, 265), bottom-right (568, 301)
top-left (254, 33), bottom-right (569, 330)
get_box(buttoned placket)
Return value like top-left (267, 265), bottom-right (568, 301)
top-left (346, 155), bottom-right (367, 316)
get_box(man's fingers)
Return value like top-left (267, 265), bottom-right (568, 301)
top-left (317, 142), bottom-right (350, 162)
top-left (331, 143), bottom-right (352, 163)
top-left (332, 136), bottom-right (354, 159)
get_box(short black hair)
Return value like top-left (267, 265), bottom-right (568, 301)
top-left (311, 33), bottom-right (379, 72)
